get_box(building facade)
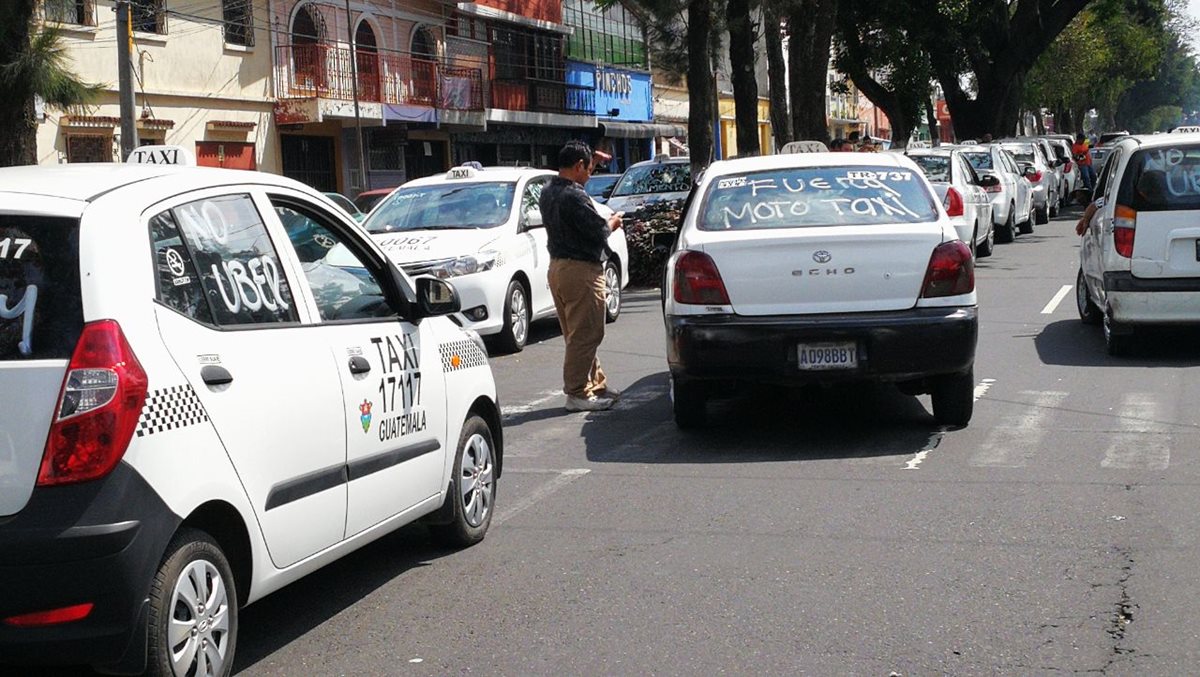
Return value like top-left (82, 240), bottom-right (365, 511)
top-left (35, 0), bottom-right (278, 171)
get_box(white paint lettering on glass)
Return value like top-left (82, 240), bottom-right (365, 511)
top-left (0, 285), bottom-right (37, 356)
top-left (0, 238), bottom-right (32, 259)
top-left (211, 256), bottom-right (288, 315)
top-left (176, 200), bottom-right (230, 246)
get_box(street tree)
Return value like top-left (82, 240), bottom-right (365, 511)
top-left (762, 1), bottom-right (792, 149)
top-left (787, 0), bottom-right (838, 143)
top-left (0, 1), bottom-right (102, 166)
top-left (726, 0), bottom-right (760, 156)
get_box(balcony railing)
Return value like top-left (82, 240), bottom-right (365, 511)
top-left (276, 43), bottom-right (484, 111)
top-left (492, 78), bottom-right (595, 116)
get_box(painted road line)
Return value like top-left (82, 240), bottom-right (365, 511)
top-left (493, 468), bottom-right (590, 526)
top-left (1102, 393), bottom-right (1171, 470)
top-left (969, 390), bottom-right (1068, 467)
top-left (502, 389), bottom-right (565, 422)
top-left (1040, 285), bottom-right (1073, 314)
top-left (903, 377), bottom-right (995, 470)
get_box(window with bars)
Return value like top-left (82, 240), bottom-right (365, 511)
top-left (492, 26), bottom-right (563, 81)
top-left (562, 0), bottom-right (646, 68)
top-left (66, 135), bottom-right (113, 163)
top-left (222, 0), bottom-right (253, 46)
top-left (44, 0), bottom-right (94, 26)
top-left (131, 0), bottom-right (167, 35)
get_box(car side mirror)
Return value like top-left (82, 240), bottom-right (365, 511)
top-left (524, 209), bottom-right (544, 229)
top-left (650, 231), bottom-right (677, 253)
top-left (1023, 165), bottom-right (1037, 177)
top-left (414, 276), bottom-right (461, 319)
top-left (978, 174), bottom-right (1000, 188)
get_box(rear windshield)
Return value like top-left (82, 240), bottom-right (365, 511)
top-left (611, 163), bottom-right (692, 197)
top-left (910, 155), bottom-right (951, 183)
top-left (365, 183), bottom-right (516, 233)
top-left (1116, 144), bottom-right (1200, 212)
top-left (0, 216), bottom-right (83, 360)
top-left (1002, 145), bottom-right (1036, 164)
top-left (699, 166), bottom-right (938, 231)
top-left (963, 152), bottom-right (993, 170)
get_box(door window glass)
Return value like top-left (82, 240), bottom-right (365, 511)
top-left (0, 216), bottom-right (83, 360)
top-left (150, 211), bottom-right (213, 325)
top-left (522, 177), bottom-right (547, 223)
top-left (168, 194), bottom-right (297, 327)
top-left (274, 201), bottom-right (398, 322)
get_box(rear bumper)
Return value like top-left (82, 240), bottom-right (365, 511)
top-left (666, 306), bottom-right (977, 385)
top-left (0, 463), bottom-right (179, 673)
top-left (1104, 272), bottom-right (1200, 324)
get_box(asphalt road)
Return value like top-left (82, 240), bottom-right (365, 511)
top-left (15, 206), bottom-right (1200, 675)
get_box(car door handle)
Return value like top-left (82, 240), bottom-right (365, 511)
top-left (201, 365), bottom-right (234, 386)
top-left (348, 356), bottom-right (371, 375)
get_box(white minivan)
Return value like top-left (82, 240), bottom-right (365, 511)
top-left (363, 165), bottom-right (630, 353)
top-left (1077, 133), bottom-right (1200, 354)
top-left (0, 151), bottom-right (502, 676)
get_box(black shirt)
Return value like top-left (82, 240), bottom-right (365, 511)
top-left (539, 176), bottom-right (609, 263)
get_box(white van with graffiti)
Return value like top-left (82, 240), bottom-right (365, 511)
top-left (0, 149), bottom-right (502, 676)
top-left (1077, 133), bottom-right (1200, 354)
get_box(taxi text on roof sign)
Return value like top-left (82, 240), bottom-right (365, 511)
top-left (448, 162), bottom-right (483, 179)
top-left (126, 145), bottom-right (196, 166)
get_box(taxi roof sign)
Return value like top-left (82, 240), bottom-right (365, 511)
top-left (126, 145), bottom-right (196, 166)
top-left (781, 140), bottom-right (829, 154)
top-left (448, 163), bottom-right (480, 179)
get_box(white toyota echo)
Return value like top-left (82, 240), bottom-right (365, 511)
top-left (0, 148), bottom-right (502, 676)
top-left (362, 164), bottom-right (631, 353)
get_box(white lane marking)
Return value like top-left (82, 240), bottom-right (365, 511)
top-left (970, 390), bottom-right (1068, 467)
top-left (1041, 285), bottom-right (1073, 314)
top-left (903, 378), bottom-right (995, 470)
top-left (1102, 393), bottom-right (1171, 470)
top-left (501, 389), bottom-right (563, 421)
top-left (493, 468), bottom-right (590, 526)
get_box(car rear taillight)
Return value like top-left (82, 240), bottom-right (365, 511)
top-left (921, 241), bottom-right (975, 298)
top-left (1065, 161), bottom-right (1074, 172)
top-left (944, 187), bottom-right (964, 217)
top-left (673, 251), bottom-right (731, 305)
top-left (3, 603), bottom-right (94, 627)
top-left (1114, 204), bottom-right (1137, 258)
top-left (37, 320), bottom-right (148, 487)
top-left (1028, 171), bottom-right (1043, 183)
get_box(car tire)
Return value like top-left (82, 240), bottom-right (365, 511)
top-left (977, 221), bottom-right (995, 258)
top-left (1076, 268), bottom-right (1102, 325)
top-left (996, 206), bottom-right (1016, 243)
top-left (1035, 203), bottom-right (1049, 225)
top-left (1104, 311), bottom-right (1134, 357)
top-left (1050, 195), bottom-right (1059, 218)
top-left (1019, 208), bottom-right (1035, 234)
top-left (495, 280), bottom-right (529, 354)
top-left (429, 414), bottom-right (496, 548)
top-left (671, 377), bottom-right (708, 429)
top-left (604, 260), bottom-right (622, 323)
top-left (931, 368), bottom-right (974, 427)
top-left (147, 528), bottom-right (238, 677)
top-left (969, 226), bottom-right (978, 257)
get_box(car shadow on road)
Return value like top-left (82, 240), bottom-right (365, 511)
top-left (232, 524), bottom-right (452, 673)
top-left (582, 372), bottom-right (942, 465)
top-left (1036, 319), bottom-right (1200, 367)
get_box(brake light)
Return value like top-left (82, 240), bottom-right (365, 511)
top-left (944, 187), bottom-right (964, 217)
top-left (673, 251), bottom-right (731, 305)
top-left (1065, 161), bottom-right (1074, 172)
top-left (1114, 204), bottom-right (1136, 258)
top-left (3, 603), bottom-right (94, 627)
top-left (38, 320), bottom-right (148, 487)
top-left (1028, 171), bottom-right (1043, 183)
top-left (921, 241), bottom-right (975, 297)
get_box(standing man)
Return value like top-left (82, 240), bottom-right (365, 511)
top-left (1073, 132), bottom-right (1095, 192)
top-left (539, 141), bottom-right (624, 412)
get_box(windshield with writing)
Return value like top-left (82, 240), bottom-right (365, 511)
top-left (0, 216), bottom-right (82, 360)
top-left (365, 183), bottom-right (516, 233)
top-left (1117, 144), bottom-right (1200, 211)
top-left (699, 166), bottom-right (938, 231)
top-left (611, 163), bottom-right (692, 197)
top-left (911, 155), bottom-right (952, 183)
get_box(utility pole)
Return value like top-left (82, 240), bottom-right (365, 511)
top-left (345, 0), bottom-right (367, 193)
top-left (115, 0), bottom-right (139, 159)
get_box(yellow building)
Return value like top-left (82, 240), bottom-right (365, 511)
top-left (36, 0), bottom-right (277, 171)
top-left (718, 95), bottom-right (773, 158)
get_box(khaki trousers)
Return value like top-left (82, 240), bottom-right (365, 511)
top-left (548, 258), bottom-right (609, 398)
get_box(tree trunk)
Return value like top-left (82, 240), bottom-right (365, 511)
top-left (763, 1), bottom-right (791, 150)
top-left (925, 96), bottom-right (940, 146)
top-left (687, 0), bottom-right (716, 177)
top-left (727, 0), bottom-right (760, 156)
top-left (787, 0), bottom-right (837, 144)
top-left (0, 1), bottom-right (37, 166)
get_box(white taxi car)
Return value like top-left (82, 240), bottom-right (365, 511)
top-left (363, 164), bottom-right (630, 353)
top-left (664, 152), bottom-right (978, 428)
top-left (1077, 133), bottom-right (1200, 354)
top-left (0, 148), bottom-right (502, 676)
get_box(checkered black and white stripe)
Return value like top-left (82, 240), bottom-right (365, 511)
top-left (439, 339), bottom-right (488, 372)
top-left (136, 385), bottom-right (210, 438)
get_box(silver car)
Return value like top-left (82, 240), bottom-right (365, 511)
top-left (1001, 141), bottom-right (1058, 225)
top-left (959, 144), bottom-right (1035, 242)
top-left (908, 149), bottom-right (996, 258)
top-left (605, 156), bottom-right (693, 213)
